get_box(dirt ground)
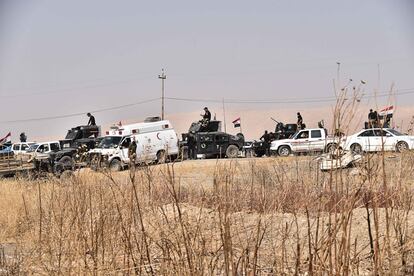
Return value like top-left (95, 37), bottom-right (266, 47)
top-left (1, 153), bottom-right (414, 275)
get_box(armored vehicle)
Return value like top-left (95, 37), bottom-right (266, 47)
top-left (251, 121), bottom-right (298, 157)
top-left (181, 120), bottom-right (244, 159)
top-left (53, 125), bottom-right (100, 169)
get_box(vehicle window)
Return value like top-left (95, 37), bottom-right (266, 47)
top-left (21, 144), bottom-right (28, 150)
top-left (13, 144), bottom-right (20, 151)
top-left (37, 145), bottom-right (45, 153)
top-left (98, 136), bottom-right (123, 148)
top-left (50, 143), bottom-right (60, 152)
top-left (311, 130), bottom-right (322, 138)
top-left (122, 138), bottom-right (131, 148)
top-left (374, 130), bottom-right (388, 137)
top-left (387, 129), bottom-right (403, 136)
top-left (200, 135), bottom-right (213, 142)
top-left (358, 130), bottom-right (375, 137)
top-left (296, 131), bottom-right (309, 139)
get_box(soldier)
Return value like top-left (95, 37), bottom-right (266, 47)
top-left (87, 112), bottom-right (96, 126)
top-left (297, 112), bottom-right (303, 129)
top-left (19, 132), bottom-right (27, 142)
top-left (128, 137), bottom-right (137, 165)
top-left (187, 134), bottom-right (196, 160)
top-left (202, 107), bottom-right (211, 122)
top-left (368, 109), bottom-right (377, 128)
top-left (260, 130), bottom-right (271, 156)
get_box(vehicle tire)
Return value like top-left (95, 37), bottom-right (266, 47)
top-left (256, 152), bottom-right (264, 157)
top-left (59, 156), bottom-right (74, 170)
top-left (278, 145), bottom-right (291, 157)
top-left (350, 143), bottom-right (362, 154)
top-left (226, 145), bottom-right (239, 158)
top-left (325, 143), bottom-right (338, 153)
top-left (396, 141), bottom-right (409, 152)
top-left (109, 159), bottom-right (122, 172)
top-left (157, 150), bottom-right (166, 164)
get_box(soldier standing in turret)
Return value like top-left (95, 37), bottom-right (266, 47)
top-left (297, 112), bottom-right (303, 129)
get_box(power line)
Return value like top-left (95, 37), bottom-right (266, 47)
top-left (1, 87), bottom-right (414, 124)
top-left (166, 88), bottom-right (414, 105)
top-left (0, 98), bottom-right (160, 124)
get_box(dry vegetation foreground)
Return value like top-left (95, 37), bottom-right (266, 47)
top-left (1, 153), bottom-right (414, 275)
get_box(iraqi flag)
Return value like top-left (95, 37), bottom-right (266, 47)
top-left (232, 117), bottom-right (241, 128)
top-left (379, 105), bottom-right (394, 120)
top-left (0, 132), bottom-right (11, 144)
top-left (379, 105), bottom-right (394, 116)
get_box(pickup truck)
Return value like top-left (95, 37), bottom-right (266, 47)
top-left (270, 128), bottom-right (340, 157)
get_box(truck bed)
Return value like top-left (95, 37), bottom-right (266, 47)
top-left (0, 152), bottom-right (35, 176)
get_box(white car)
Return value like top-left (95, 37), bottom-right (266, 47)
top-left (343, 128), bottom-right (414, 153)
top-left (11, 142), bottom-right (36, 154)
top-left (26, 141), bottom-right (61, 154)
top-left (270, 128), bottom-right (339, 156)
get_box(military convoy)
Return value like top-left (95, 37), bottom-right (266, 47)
top-left (180, 120), bottom-right (245, 159)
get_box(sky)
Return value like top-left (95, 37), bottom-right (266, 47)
top-left (0, 0), bottom-right (413, 140)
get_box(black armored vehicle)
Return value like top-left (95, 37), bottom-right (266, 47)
top-left (250, 121), bottom-right (298, 157)
top-left (181, 120), bottom-right (244, 159)
top-left (53, 125), bottom-right (100, 170)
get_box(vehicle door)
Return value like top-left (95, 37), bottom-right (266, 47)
top-left (291, 130), bottom-right (310, 152)
top-left (140, 135), bottom-right (155, 162)
top-left (37, 143), bottom-right (50, 153)
top-left (197, 133), bottom-right (215, 154)
top-left (166, 130), bottom-right (179, 155)
top-left (21, 143), bottom-right (30, 152)
top-left (119, 137), bottom-right (131, 163)
top-left (12, 144), bottom-right (21, 153)
top-left (135, 135), bottom-right (145, 162)
top-left (308, 129), bottom-right (325, 152)
top-left (355, 130), bottom-right (375, 151)
top-left (214, 134), bottom-right (229, 157)
top-left (374, 129), bottom-right (394, 151)
top-left (50, 142), bottom-right (60, 152)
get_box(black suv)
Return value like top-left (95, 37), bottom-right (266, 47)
top-left (181, 120), bottom-right (244, 159)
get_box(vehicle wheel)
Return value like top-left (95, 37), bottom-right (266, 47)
top-left (157, 150), bottom-right (166, 164)
top-left (278, 146), bottom-right (291, 157)
top-left (396, 141), bottom-right (409, 152)
top-left (325, 143), bottom-right (338, 153)
top-left (109, 159), bottom-right (122, 172)
top-left (256, 152), bottom-right (264, 157)
top-left (59, 156), bottom-right (74, 170)
top-left (226, 145), bottom-right (239, 158)
top-left (350, 143), bottom-right (362, 154)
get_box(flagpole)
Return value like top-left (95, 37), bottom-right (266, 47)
top-left (239, 117), bottom-right (242, 134)
top-left (222, 98), bottom-right (227, 133)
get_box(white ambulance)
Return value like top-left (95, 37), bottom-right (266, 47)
top-left (89, 119), bottom-right (179, 171)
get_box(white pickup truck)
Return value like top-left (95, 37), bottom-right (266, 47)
top-left (270, 128), bottom-right (340, 156)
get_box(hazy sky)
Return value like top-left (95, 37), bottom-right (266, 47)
top-left (0, 0), bottom-right (413, 140)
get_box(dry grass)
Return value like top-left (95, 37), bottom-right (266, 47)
top-left (0, 152), bottom-right (413, 275)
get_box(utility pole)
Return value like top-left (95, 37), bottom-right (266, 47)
top-left (158, 69), bottom-right (167, 120)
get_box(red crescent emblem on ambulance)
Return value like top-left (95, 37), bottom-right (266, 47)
top-left (157, 133), bottom-right (161, 140)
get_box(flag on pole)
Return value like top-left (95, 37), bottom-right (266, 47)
top-left (0, 132), bottom-right (11, 144)
top-left (232, 117), bottom-right (241, 128)
top-left (379, 105), bottom-right (394, 116)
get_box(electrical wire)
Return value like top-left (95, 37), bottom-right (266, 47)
top-left (0, 98), bottom-right (160, 124)
top-left (1, 87), bottom-right (413, 124)
top-left (166, 88), bottom-right (414, 105)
